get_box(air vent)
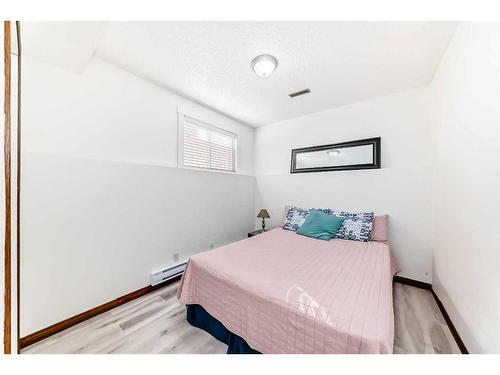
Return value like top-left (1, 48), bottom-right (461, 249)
top-left (289, 88), bottom-right (311, 98)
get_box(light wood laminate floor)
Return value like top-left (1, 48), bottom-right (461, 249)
top-left (22, 281), bottom-right (461, 354)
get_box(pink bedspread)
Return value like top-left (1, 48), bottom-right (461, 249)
top-left (177, 228), bottom-right (400, 354)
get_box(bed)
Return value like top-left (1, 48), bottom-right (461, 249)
top-left (177, 227), bottom-right (399, 354)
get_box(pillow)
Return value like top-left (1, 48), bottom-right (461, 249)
top-left (322, 209), bottom-right (374, 242)
top-left (283, 205), bottom-right (374, 242)
top-left (296, 209), bottom-right (345, 240)
top-left (282, 206), bottom-right (310, 231)
top-left (371, 214), bottom-right (389, 243)
top-left (338, 213), bottom-right (373, 242)
top-left (281, 205), bottom-right (292, 226)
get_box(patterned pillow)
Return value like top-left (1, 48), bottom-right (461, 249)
top-left (282, 206), bottom-right (374, 242)
top-left (282, 206), bottom-right (310, 231)
top-left (282, 206), bottom-right (334, 231)
top-left (322, 209), bottom-right (374, 242)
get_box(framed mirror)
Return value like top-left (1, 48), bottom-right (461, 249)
top-left (290, 137), bottom-right (381, 173)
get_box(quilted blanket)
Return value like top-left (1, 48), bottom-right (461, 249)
top-left (177, 228), bottom-right (400, 353)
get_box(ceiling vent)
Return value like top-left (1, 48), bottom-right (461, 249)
top-left (289, 88), bottom-right (311, 98)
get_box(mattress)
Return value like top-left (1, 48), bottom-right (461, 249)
top-left (177, 228), bottom-right (400, 354)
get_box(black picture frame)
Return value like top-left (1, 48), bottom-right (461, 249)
top-left (290, 137), bottom-right (381, 173)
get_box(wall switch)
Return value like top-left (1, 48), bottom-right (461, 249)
top-left (173, 253), bottom-right (180, 263)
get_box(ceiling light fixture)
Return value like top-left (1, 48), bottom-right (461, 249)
top-left (251, 54), bottom-right (278, 78)
top-left (326, 149), bottom-right (341, 157)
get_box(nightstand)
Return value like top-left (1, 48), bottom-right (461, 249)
top-left (248, 229), bottom-right (266, 238)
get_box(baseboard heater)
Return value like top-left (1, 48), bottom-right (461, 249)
top-left (150, 261), bottom-right (187, 286)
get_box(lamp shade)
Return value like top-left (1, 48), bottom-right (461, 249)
top-left (257, 209), bottom-right (270, 219)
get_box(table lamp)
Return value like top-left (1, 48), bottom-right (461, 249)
top-left (257, 209), bottom-right (270, 231)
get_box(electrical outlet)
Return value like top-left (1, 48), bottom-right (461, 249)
top-left (209, 241), bottom-right (215, 249)
top-left (173, 253), bottom-right (180, 262)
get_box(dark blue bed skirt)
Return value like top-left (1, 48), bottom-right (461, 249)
top-left (186, 304), bottom-right (260, 354)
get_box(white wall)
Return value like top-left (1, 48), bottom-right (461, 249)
top-left (254, 87), bottom-right (434, 283)
top-left (430, 23), bottom-right (500, 353)
top-left (22, 153), bottom-right (254, 335)
top-left (21, 56), bottom-right (255, 336)
top-left (9, 53), bottom-right (19, 352)
top-left (22, 57), bottom-right (254, 173)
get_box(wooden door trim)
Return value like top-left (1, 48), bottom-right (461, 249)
top-left (3, 20), bottom-right (12, 355)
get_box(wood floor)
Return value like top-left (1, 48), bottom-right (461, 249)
top-left (22, 281), bottom-right (461, 354)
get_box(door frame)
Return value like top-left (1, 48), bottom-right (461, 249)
top-left (3, 20), bottom-right (12, 355)
top-left (3, 20), bottom-right (21, 355)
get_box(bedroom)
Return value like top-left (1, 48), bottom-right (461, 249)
top-left (1, 0), bottom-right (499, 372)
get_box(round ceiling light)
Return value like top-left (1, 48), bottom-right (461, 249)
top-left (251, 54), bottom-right (278, 78)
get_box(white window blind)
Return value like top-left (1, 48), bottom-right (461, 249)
top-left (180, 115), bottom-right (237, 172)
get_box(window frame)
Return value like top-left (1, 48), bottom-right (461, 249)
top-left (177, 110), bottom-right (238, 173)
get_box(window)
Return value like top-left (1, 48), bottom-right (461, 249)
top-left (179, 114), bottom-right (237, 172)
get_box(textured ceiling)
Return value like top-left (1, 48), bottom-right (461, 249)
top-left (21, 22), bottom-right (458, 127)
top-left (94, 22), bottom-right (457, 126)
